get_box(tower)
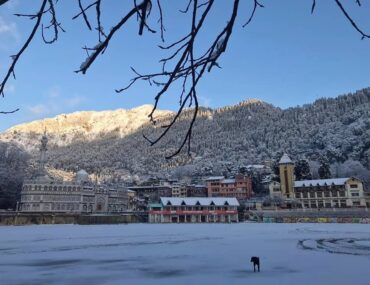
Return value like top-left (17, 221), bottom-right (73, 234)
top-left (279, 153), bottom-right (295, 198)
top-left (38, 130), bottom-right (48, 175)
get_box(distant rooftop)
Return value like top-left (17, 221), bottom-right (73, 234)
top-left (160, 197), bottom-right (239, 207)
top-left (279, 153), bottom-right (293, 164)
top-left (294, 178), bottom-right (352, 188)
top-left (223, 179), bottom-right (236, 184)
top-left (205, 176), bottom-right (225, 181)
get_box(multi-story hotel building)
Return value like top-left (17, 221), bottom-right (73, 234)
top-left (18, 132), bottom-right (128, 213)
top-left (171, 183), bottom-right (187, 198)
top-left (206, 175), bottom-right (252, 200)
top-left (294, 178), bottom-right (366, 208)
top-left (270, 153), bottom-right (366, 208)
top-left (127, 185), bottom-right (172, 202)
top-left (186, 184), bottom-right (208, 197)
top-left (149, 197), bottom-right (239, 223)
top-left (20, 174), bottom-right (128, 213)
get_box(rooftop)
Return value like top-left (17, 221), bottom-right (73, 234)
top-left (294, 178), bottom-right (351, 188)
top-left (160, 197), bottom-right (239, 206)
top-left (205, 176), bottom-right (225, 181)
top-left (222, 179), bottom-right (236, 184)
top-left (279, 153), bottom-right (293, 164)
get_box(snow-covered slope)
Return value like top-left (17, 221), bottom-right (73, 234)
top-left (1, 105), bottom-right (172, 150)
top-left (1, 88), bottom-right (370, 181)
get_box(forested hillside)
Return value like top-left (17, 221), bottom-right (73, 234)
top-left (1, 88), bottom-right (370, 184)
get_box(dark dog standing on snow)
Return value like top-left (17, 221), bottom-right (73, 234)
top-left (250, 256), bottom-right (260, 272)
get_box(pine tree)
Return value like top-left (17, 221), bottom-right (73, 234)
top-left (318, 156), bottom-right (331, 179)
top-left (295, 159), bottom-right (312, 180)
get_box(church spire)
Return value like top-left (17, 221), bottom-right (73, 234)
top-left (39, 129), bottom-right (48, 175)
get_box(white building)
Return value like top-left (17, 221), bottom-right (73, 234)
top-left (269, 153), bottom-right (366, 208)
top-left (149, 197), bottom-right (239, 223)
top-left (19, 133), bottom-right (128, 213)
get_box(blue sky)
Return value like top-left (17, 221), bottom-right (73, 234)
top-left (0, 0), bottom-right (370, 131)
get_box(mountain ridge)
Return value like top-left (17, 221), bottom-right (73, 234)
top-left (1, 89), bottom-right (369, 183)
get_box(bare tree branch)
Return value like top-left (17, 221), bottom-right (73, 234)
top-left (75, 1), bottom-right (149, 74)
top-left (0, 0), bottom-right (48, 98)
top-left (243, 0), bottom-right (263, 27)
top-left (311, 0), bottom-right (316, 14)
top-left (0, 108), bottom-right (19, 114)
top-left (0, 0), bottom-right (9, 6)
top-left (334, 0), bottom-right (370, 39)
top-left (1, 0), bottom-right (369, 158)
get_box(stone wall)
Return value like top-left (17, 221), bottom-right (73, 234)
top-left (0, 212), bottom-right (147, 225)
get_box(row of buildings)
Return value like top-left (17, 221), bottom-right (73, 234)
top-left (17, 133), bottom-right (369, 223)
top-left (269, 154), bottom-right (367, 208)
top-left (128, 175), bottom-right (253, 204)
top-left (18, 133), bottom-right (128, 214)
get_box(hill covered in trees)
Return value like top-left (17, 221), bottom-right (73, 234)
top-left (1, 88), bottom-right (370, 185)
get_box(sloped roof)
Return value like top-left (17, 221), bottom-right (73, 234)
top-left (160, 197), bottom-right (239, 206)
top-left (294, 178), bottom-right (351, 188)
top-left (279, 153), bottom-right (293, 164)
top-left (205, 176), bottom-right (225, 181)
top-left (222, 179), bottom-right (236, 184)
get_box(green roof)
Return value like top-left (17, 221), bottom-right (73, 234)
top-left (149, 203), bottom-right (163, 208)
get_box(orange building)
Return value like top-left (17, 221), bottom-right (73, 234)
top-left (206, 175), bottom-right (252, 200)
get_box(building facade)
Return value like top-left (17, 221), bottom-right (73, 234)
top-left (171, 183), bottom-right (187, 198)
top-left (19, 133), bottom-right (128, 213)
top-left (278, 153), bottom-right (295, 199)
top-left (206, 175), bottom-right (252, 200)
top-left (127, 185), bottom-right (172, 203)
top-left (19, 172), bottom-right (128, 213)
top-left (149, 197), bottom-right (239, 223)
top-left (270, 153), bottom-right (366, 208)
top-left (294, 178), bottom-right (366, 208)
top-left (187, 184), bottom-right (208, 197)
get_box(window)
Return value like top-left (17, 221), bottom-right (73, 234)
top-left (350, 184), bottom-right (358, 189)
top-left (351, 192), bottom-right (360, 197)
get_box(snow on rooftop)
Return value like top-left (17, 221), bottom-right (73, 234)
top-left (279, 153), bottom-right (293, 164)
top-left (205, 176), bottom-right (225, 181)
top-left (222, 179), bottom-right (236, 184)
top-left (294, 178), bottom-right (351, 188)
top-left (246, 164), bottom-right (265, 169)
top-left (160, 197), bottom-right (239, 206)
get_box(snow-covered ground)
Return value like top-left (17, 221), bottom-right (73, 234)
top-left (0, 223), bottom-right (369, 285)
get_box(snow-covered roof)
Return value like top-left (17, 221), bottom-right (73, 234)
top-left (279, 153), bottom-right (293, 164)
top-left (205, 176), bottom-right (224, 181)
top-left (160, 197), bottom-right (239, 206)
top-left (193, 184), bottom-right (206, 188)
top-left (222, 179), bottom-right (236, 184)
top-left (294, 178), bottom-right (351, 188)
top-left (77, 169), bottom-right (88, 175)
top-left (246, 164), bottom-right (265, 169)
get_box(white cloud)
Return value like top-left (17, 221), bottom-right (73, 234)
top-left (28, 104), bottom-right (50, 115)
top-left (47, 87), bottom-right (60, 99)
top-left (4, 84), bottom-right (15, 93)
top-left (66, 95), bottom-right (85, 107)
top-left (27, 89), bottom-right (86, 117)
top-left (198, 95), bottom-right (212, 108)
top-left (0, 16), bottom-right (21, 49)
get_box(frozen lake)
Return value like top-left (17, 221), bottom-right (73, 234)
top-left (0, 223), bottom-right (370, 285)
